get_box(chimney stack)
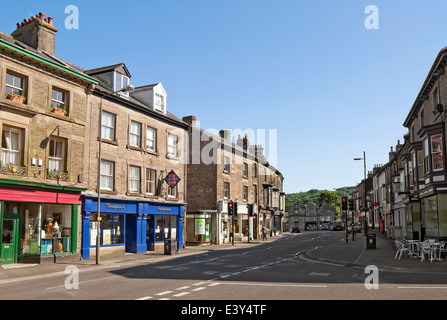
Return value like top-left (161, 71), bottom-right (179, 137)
top-left (12, 12), bottom-right (58, 55)
top-left (182, 115), bottom-right (196, 128)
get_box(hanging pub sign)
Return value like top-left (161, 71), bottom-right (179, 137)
top-left (165, 170), bottom-right (181, 187)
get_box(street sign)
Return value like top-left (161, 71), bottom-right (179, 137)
top-left (165, 170), bottom-right (181, 187)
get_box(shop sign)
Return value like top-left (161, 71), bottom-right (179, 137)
top-left (165, 170), bottom-right (181, 187)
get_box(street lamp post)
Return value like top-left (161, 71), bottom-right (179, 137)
top-left (96, 85), bottom-right (135, 265)
top-left (354, 151), bottom-right (367, 235)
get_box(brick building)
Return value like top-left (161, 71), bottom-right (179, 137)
top-left (183, 116), bottom-right (285, 245)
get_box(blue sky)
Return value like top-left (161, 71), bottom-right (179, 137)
top-left (4, 1), bottom-right (447, 193)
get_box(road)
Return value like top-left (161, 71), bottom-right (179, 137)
top-left (1, 231), bottom-right (447, 303)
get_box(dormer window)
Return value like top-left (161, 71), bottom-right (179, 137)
top-left (155, 93), bottom-right (165, 113)
top-left (115, 72), bottom-right (130, 97)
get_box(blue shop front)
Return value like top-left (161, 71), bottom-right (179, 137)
top-left (81, 197), bottom-right (184, 260)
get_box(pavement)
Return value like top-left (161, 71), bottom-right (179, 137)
top-left (301, 228), bottom-right (447, 274)
top-left (1, 229), bottom-right (447, 282)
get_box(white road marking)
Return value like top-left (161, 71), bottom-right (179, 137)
top-left (173, 292), bottom-right (191, 297)
top-left (156, 291), bottom-right (173, 296)
top-left (191, 287), bottom-right (206, 292)
top-left (175, 286), bottom-right (191, 291)
top-left (136, 296), bottom-right (152, 300)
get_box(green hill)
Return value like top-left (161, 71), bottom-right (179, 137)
top-left (285, 187), bottom-right (356, 210)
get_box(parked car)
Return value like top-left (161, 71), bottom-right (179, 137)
top-left (330, 222), bottom-right (344, 231)
top-left (290, 226), bottom-right (301, 233)
top-left (347, 223), bottom-right (361, 233)
top-left (319, 223), bottom-right (329, 230)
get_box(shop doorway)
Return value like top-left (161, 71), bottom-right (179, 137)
top-left (1, 219), bottom-right (18, 264)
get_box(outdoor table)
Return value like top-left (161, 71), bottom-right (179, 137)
top-left (406, 240), bottom-right (420, 258)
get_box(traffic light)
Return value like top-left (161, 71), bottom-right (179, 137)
top-left (341, 196), bottom-right (347, 211)
top-left (228, 202), bottom-right (234, 215)
top-left (348, 198), bottom-right (354, 211)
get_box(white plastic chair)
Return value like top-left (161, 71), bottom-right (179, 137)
top-left (394, 240), bottom-right (409, 260)
top-left (420, 242), bottom-right (434, 262)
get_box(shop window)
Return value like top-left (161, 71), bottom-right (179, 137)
top-left (155, 215), bottom-right (176, 242)
top-left (89, 214), bottom-right (124, 246)
top-left (41, 204), bottom-right (73, 254)
top-left (102, 214), bottom-right (124, 245)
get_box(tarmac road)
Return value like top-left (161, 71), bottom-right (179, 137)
top-left (1, 230), bottom-right (447, 301)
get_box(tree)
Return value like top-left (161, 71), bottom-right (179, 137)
top-left (317, 190), bottom-right (339, 207)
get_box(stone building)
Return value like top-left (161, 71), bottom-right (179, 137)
top-left (183, 116), bottom-right (285, 245)
top-left (287, 202), bottom-right (337, 231)
top-left (80, 64), bottom-right (189, 259)
top-left (0, 13), bottom-right (98, 265)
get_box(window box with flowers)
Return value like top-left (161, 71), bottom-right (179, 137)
top-left (51, 107), bottom-right (66, 116)
top-left (5, 93), bottom-right (26, 104)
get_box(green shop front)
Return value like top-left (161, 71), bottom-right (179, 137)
top-left (0, 181), bottom-right (83, 265)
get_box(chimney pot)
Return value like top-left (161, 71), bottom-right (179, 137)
top-left (12, 12), bottom-right (57, 55)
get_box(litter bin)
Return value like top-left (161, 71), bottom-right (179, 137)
top-left (164, 239), bottom-right (178, 255)
top-left (366, 233), bottom-right (376, 249)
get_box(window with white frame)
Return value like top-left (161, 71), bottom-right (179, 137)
top-left (115, 73), bottom-right (130, 96)
top-left (168, 184), bottom-right (178, 198)
top-left (155, 93), bottom-right (165, 112)
top-left (146, 126), bottom-right (156, 152)
top-left (5, 72), bottom-right (24, 96)
top-left (145, 168), bottom-right (157, 195)
top-left (243, 163), bottom-right (248, 177)
top-left (1, 126), bottom-right (21, 166)
top-left (224, 156), bottom-right (230, 172)
top-left (168, 134), bottom-right (178, 157)
top-left (101, 111), bottom-right (116, 141)
top-left (48, 137), bottom-right (65, 172)
top-left (129, 165), bottom-right (141, 193)
top-left (100, 160), bottom-right (114, 191)
top-left (129, 121), bottom-right (141, 148)
top-left (243, 186), bottom-right (248, 201)
top-left (51, 88), bottom-right (67, 112)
